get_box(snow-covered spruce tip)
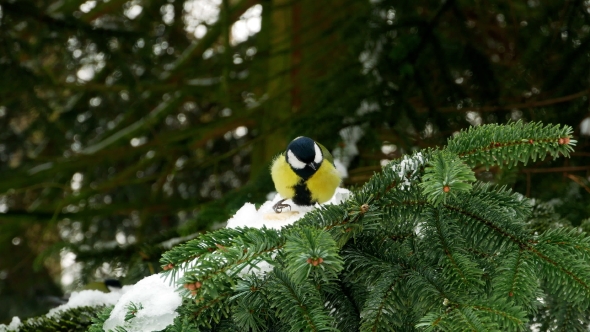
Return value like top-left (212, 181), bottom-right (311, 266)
top-left (390, 152), bottom-right (427, 189)
top-left (102, 274), bottom-right (182, 332)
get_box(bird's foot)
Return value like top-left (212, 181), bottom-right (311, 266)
top-left (273, 199), bottom-right (291, 214)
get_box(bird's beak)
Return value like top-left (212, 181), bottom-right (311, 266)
top-left (308, 163), bottom-right (316, 170)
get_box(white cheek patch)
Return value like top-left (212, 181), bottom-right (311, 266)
top-left (287, 150), bottom-right (306, 169)
top-left (314, 144), bottom-right (323, 164)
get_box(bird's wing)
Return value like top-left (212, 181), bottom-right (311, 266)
top-left (83, 281), bottom-right (109, 292)
top-left (317, 142), bottom-right (335, 165)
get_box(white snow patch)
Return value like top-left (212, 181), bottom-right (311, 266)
top-left (226, 187), bottom-right (352, 230)
top-left (222, 188), bottom-right (351, 276)
top-left (48, 288), bottom-right (127, 318)
top-left (103, 274), bottom-right (182, 332)
top-left (0, 317), bottom-right (21, 332)
top-left (266, 191), bottom-right (277, 201)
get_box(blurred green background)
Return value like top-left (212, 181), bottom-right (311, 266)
top-left (0, 0), bottom-right (589, 322)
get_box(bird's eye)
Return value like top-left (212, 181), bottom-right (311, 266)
top-left (313, 144), bottom-right (322, 163)
top-left (287, 150), bottom-right (306, 169)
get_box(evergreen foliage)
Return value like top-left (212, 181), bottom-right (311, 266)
top-left (87, 306), bottom-right (115, 332)
top-left (13, 306), bottom-right (103, 332)
top-left (120, 121), bottom-right (585, 331)
top-left (1, 0), bottom-right (590, 328)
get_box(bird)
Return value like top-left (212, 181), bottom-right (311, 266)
top-left (83, 279), bottom-right (123, 293)
top-left (41, 279), bottom-right (123, 306)
top-left (270, 136), bottom-right (341, 213)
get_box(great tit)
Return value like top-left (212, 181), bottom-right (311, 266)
top-left (270, 136), bottom-right (341, 213)
top-left (83, 279), bottom-right (122, 293)
top-left (45, 279), bottom-right (123, 306)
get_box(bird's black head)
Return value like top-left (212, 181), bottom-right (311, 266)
top-left (286, 136), bottom-right (323, 179)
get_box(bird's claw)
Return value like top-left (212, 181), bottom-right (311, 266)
top-left (273, 199), bottom-right (291, 214)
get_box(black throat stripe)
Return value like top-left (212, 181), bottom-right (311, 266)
top-left (292, 181), bottom-right (314, 206)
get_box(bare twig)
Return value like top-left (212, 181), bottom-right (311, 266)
top-left (566, 174), bottom-right (590, 193)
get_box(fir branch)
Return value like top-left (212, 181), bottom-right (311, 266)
top-left (87, 306), bottom-right (115, 332)
top-left (358, 271), bottom-right (410, 332)
top-left (341, 239), bottom-right (404, 287)
top-left (179, 227), bottom-right (284, 295)
top-left (18, 306), bottom-right (103, 332)
top-left (295, 194), bottom-right (381, 247)
top-left (160, 227), bottom-right (251, 280)
top-left (537, 227), bottom-right (590, 257)
top-left (175, 293), bottom-right (234, 330)
top-left (446, 121), bottom-right (575, 168)
top-left (466, 297), bottom-right (527, 330)
top-left (321, 283), bottom-right (361, 331)
top-left (418, 297), bottom-right (526, 332)
top-left (165, 314), bottom-right (201, 332)
top-left (422, 207), bottom-right (485, 289)
top-left (407, 268), bottom-right (452, 314)
top-left (533, 295), bottom-right (590, 332)
top-left (232, 302), bottom-right (270, 332)
top-left (380, 182), bottom-right (429, 221)
top-left (194, 292), bottom-right (233, 321)
top-left (420, 151), bottom-right (476, 206)
top-left (364, 151), bottom-right (431, 200)
top-left (231, 274), bottom-right (274, 332)
top-left (441, 183), bottom-right (532, 252)
top-left (267, 269), bottom-right (338, 332)
top-left (530, 238), bottom-right (590, 304)
top-left (284, 228), bottom-right (344, 284)
top-left (491, 249), bottom-right (538, 309)
top-left (161, 227), bottom-right (286, 330)
top-left (452, 307), bottom-right (488, 332)
top-left (417, 307), bottom-right (489, 332)
top-left (295, 203), bottom-right (358, 246)
top-left (343, 239), bottom-right (415, 330)
top-left (553, 302), bottom-right (588, 332)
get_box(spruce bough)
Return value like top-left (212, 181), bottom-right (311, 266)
top-left (157, 121), bottom-right (588, 331)
top-left (19, 121), bottom-right (587, 331)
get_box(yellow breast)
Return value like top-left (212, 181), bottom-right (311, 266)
top-left (270, 154), bottom-right (341, 204)
top-left (270, 154), bottom-right (299, 199)
top-left (307, 161), bottom-right (341, 204)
